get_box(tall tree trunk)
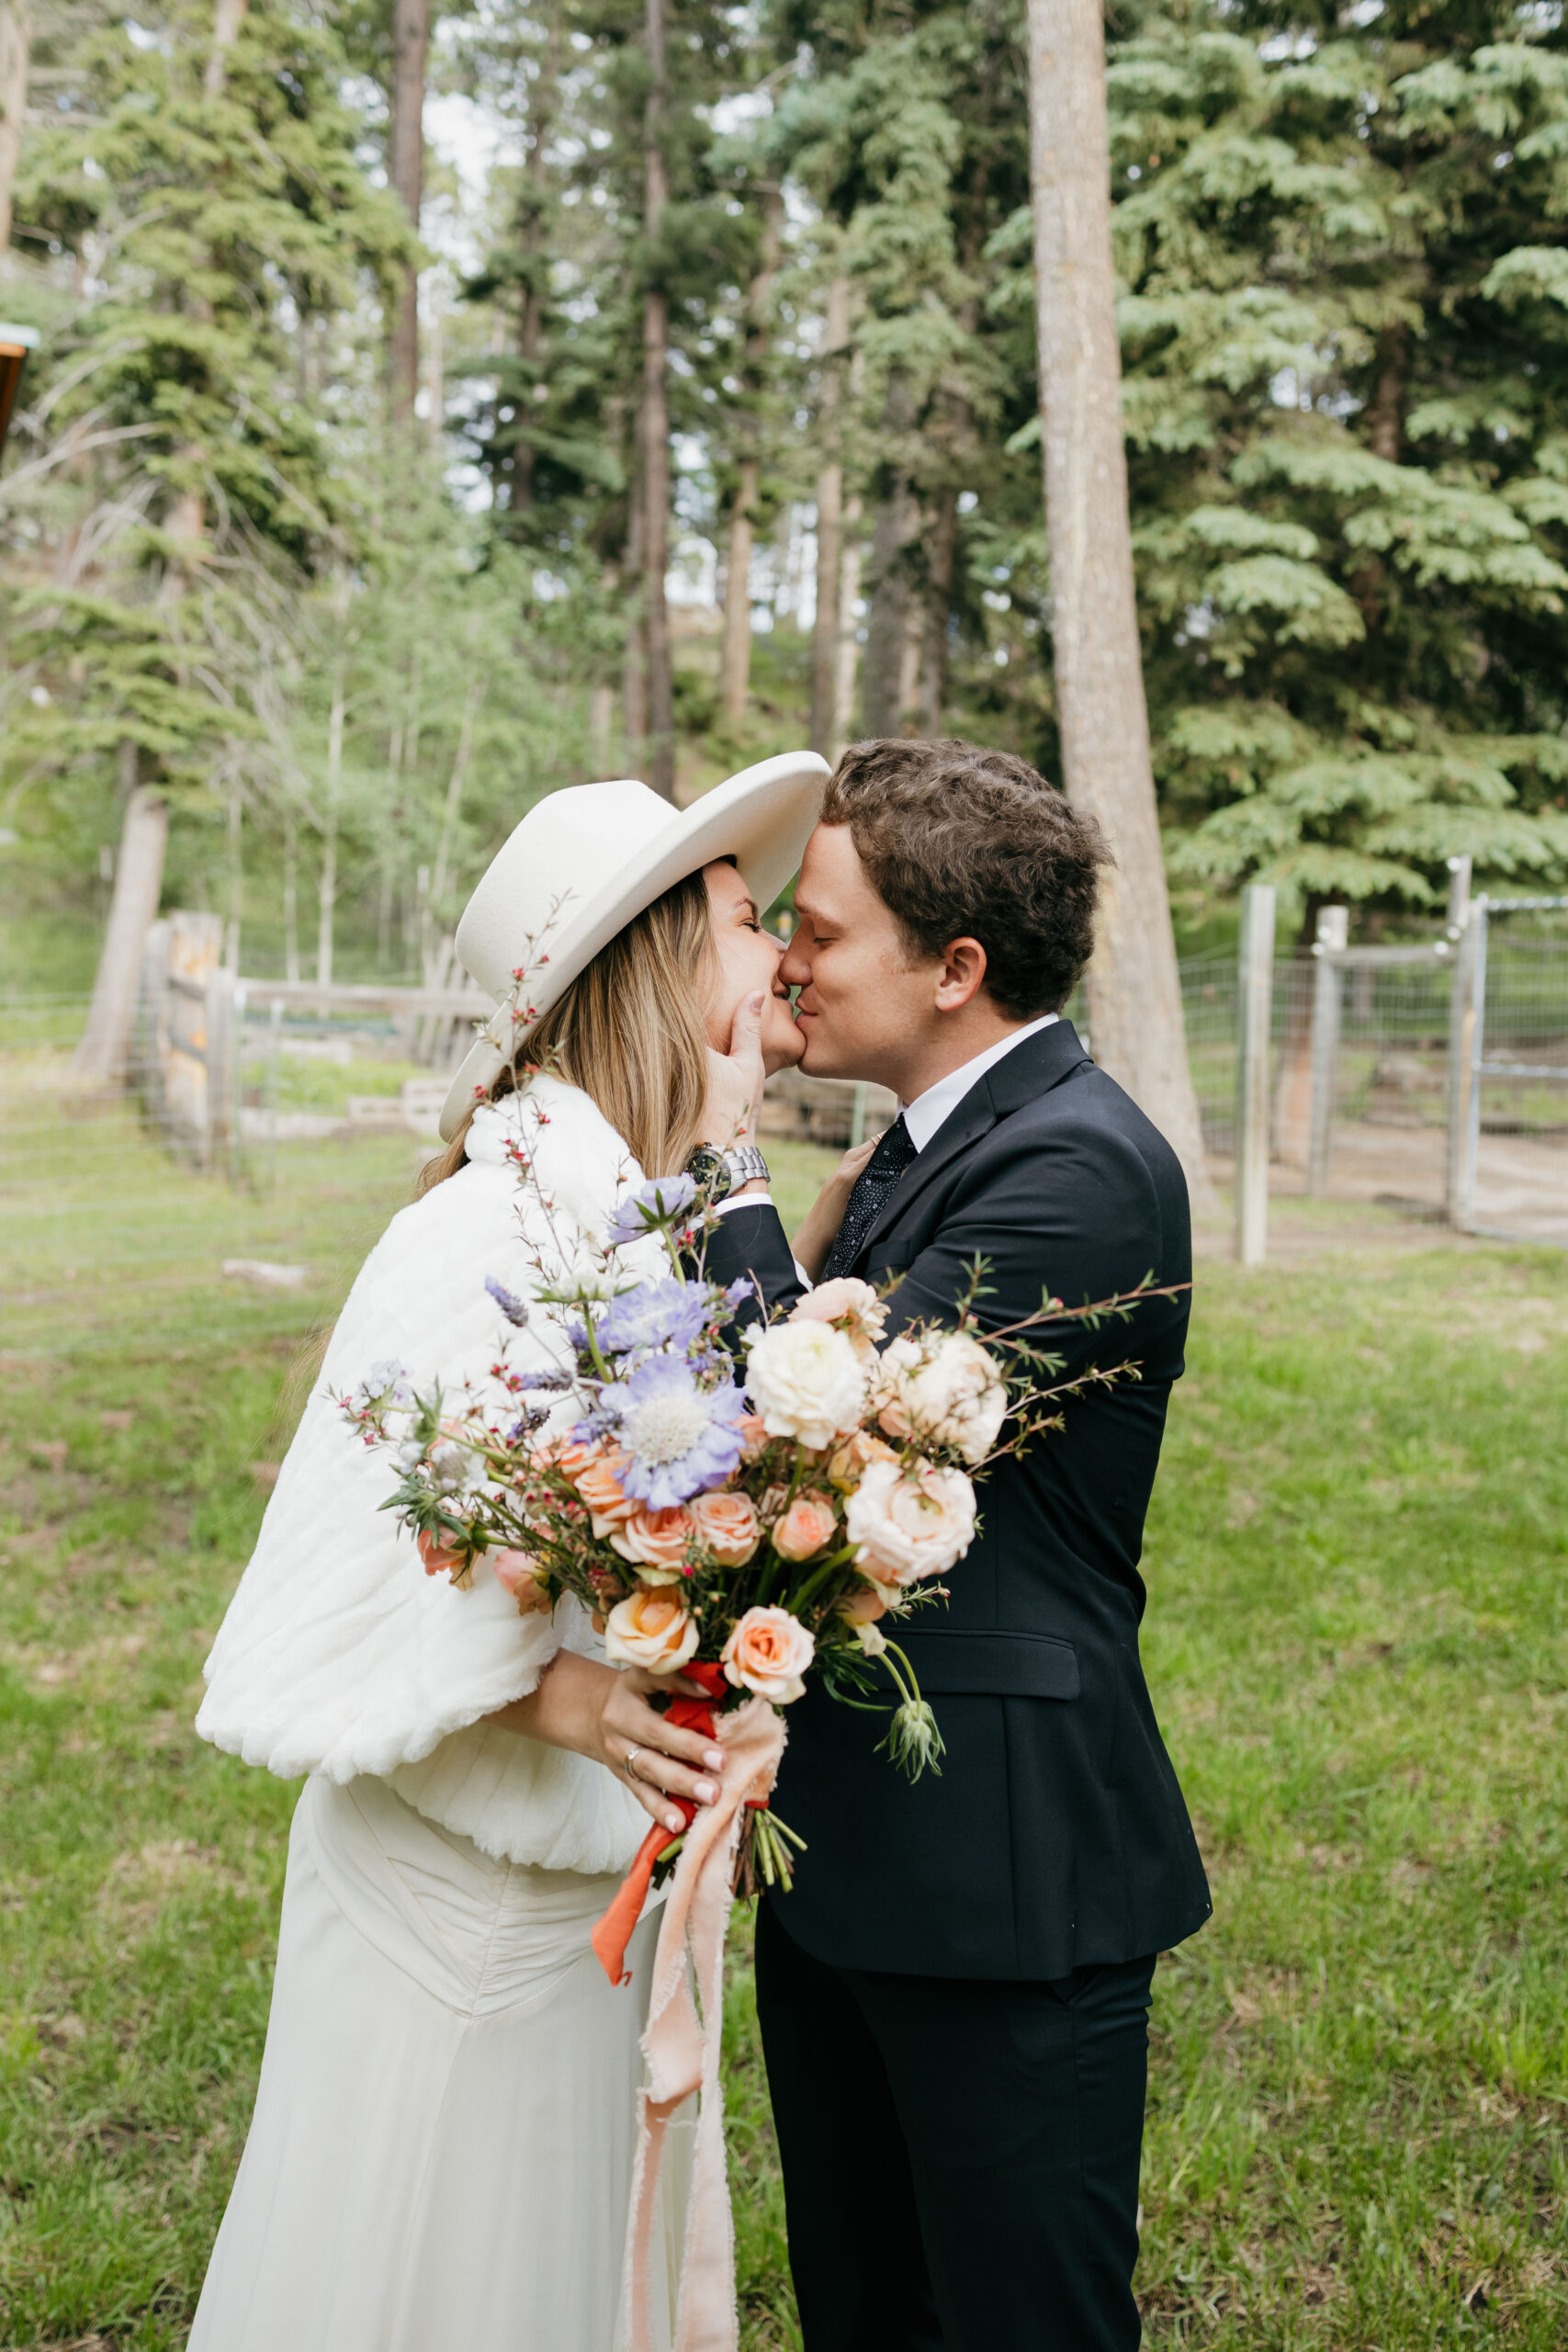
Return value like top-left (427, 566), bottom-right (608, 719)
top-left (284, 809), bottom-right (301, 984)
top-left (919, 486), bottom-right (958, 734)
top-left (1026, 0), bottom-right (1208, 1197)
top-left (861, 368), bottom-right (917, 738)
top-left (639, 0), bottom-right (674, 799)
top-left (720, 468), bottom-right (757, 724)
top-left (623, 485), bottom-right (648, 757)
top-left (1366, 325), bottom-right (1406, 463)
top-left (389, 0), bottom-right (429, 427)
top-left (317, 651), bottom-right (345, 986)
top-left (833, 492), bottom-right (863, 756)
top-left (72, 784), bottom-right (169, 1083)
top-left (513, 0), bottom-right (561, 514)
top-left (203, 0), bottom-right (245, 95)
top-left (810, 273), bottom-right (852, 756)
top-left (0, 0), bottom-right (30, 260)
top-left (719, 182), bottom-right (782, 724)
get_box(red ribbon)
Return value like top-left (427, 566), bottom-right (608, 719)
top-left (591, 1660), bottom-right (762, 1987)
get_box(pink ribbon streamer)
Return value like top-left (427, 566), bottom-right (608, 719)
top-left (620, 1696), bottom-right (786, 2352)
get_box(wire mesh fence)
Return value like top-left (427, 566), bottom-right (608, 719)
top-left (5, 917), bottom-right (1565, 1366)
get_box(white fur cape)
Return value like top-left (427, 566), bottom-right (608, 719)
top-left (196, 1076), bottom-right (665, 1875)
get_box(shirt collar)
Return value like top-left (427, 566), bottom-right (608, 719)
top-left (899, 1013), bottom-right (1060, 1155)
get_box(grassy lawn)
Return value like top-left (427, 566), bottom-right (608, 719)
top-left (1, 1104), bottom-right (1565, 2347)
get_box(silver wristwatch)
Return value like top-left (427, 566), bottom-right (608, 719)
top-left (684, 1141), bottom-right (770, 1202)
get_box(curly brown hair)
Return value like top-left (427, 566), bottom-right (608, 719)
top-left (820, 740), bottom-right (1112, 1019)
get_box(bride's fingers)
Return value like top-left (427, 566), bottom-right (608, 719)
top-left (727, 989), bottom-right (766, 1065)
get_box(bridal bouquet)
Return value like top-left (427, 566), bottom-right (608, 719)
top-left (339, 1169), bottom-right (1015, 1892)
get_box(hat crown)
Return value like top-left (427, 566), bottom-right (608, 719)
top-left (455, 779), bottom-right (677, 1002)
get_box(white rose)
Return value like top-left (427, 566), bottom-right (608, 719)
top-left (744, 1319), bottom-right (868, 1452)
top-left (876, 1331), bottom-right (1007, 1466)
top-left (843, 1456), bottom-right (977, 1585)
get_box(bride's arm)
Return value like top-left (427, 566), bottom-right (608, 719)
top-left (487, 1652), bottom-right (727, 1834)
top-left (791, 1136), bottom-right (878, 1283)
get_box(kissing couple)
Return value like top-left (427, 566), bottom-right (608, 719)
top-left (189, 737), bottom-right (1211, 2352)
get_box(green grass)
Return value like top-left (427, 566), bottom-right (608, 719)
top-left (2, 1121), bottom-right (1565, 2347)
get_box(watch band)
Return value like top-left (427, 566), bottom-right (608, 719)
top-left (721, 1143), bottom-right (770, 1192)
top-left (683, 1141), bottom-right (770, 1202)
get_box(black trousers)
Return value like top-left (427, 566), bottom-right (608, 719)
top-left (754, 1902), bottom-right (1155, 2352)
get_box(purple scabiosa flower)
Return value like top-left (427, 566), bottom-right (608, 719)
top-left (485, 1276), bottom-right (530, 1328)
top-left (598, 1277), bottom-right (710, 1359)
top-left (604, 1174), bottom-right (699, 1249)
top-left (604, 1356), bottom-right (748, 1508)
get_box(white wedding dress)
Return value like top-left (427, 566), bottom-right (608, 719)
top-left (189, 1081), bottom-right (692, 2351)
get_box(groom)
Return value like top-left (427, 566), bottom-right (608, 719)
top-left (702, 738), bottom-right (1212, 2351)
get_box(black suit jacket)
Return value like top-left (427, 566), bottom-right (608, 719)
top-left (704, 1020), bottom-right (1212, 1980)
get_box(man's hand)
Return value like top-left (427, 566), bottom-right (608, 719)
top-left (702, 989), bottom-right (767, 1149)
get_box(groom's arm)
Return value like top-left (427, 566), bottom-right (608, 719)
top-left (703, 1199), bottom-right (807, 1332)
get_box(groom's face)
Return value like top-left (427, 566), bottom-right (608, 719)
top-left (780, 823), bottom-right (935, 1086)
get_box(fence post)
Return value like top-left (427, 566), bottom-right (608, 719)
top-left (1443, 858), bottom-right (1474, 1229)
top-left (1306, 906), bottom-right (1348, 1196)
top-left (1235, 884), bottom-right (1276, 1266)
top-left (1458, 899), bottom-right (1488, 1233)
top-left (205, 965), bottom-right (236, 1173)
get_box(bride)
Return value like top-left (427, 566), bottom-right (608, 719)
top-left (188, 753), bottom-right (856, 2352)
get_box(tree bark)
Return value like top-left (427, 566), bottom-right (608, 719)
top-left (73, 785), bottom-right (169, 1084)
top-left (719, 183), bottom-right (782, 724)
top-left (1366, 324), bottom-right (1406, 464)
top-left (919, 485), bottom-right (957, 735)
top-left (317, 650), bottom-right (345, 986)
top-left (833, 492), bottom-right (863, 756)
top-left (0, 0), bottom-right (30, 260)
top-left (203, 0), bottom-right (245, 96)
top-left (861, 369), bottom-right (916, 738)
top-left (810, 274), bottom-right (852, 756)
top-left (389, 0), bottom-right (429, 427)
top-left (513, 0), bottom-right (561, 514)
top-left (639, 0), bottom-right (674, 799)
top-left (1026, 0), bottom-right (1209, 1196)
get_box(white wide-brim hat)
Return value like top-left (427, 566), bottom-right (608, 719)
top-left (438, 750), bottom-right (830, 1139)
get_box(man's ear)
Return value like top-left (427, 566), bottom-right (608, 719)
top-left (933, 937), bottom-right (988, 1013)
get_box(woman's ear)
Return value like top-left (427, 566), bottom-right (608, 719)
top-left (933, 936), bottom-right (988, 1013)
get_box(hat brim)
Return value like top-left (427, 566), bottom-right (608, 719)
top-left (438, 750), bottom-right (829, 1140)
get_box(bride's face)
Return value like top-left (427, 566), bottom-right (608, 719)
top-left (702, 861), bottom-right (806, 1076)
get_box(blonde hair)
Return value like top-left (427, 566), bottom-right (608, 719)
top-left (420, 867), bottom-right (716, 1193)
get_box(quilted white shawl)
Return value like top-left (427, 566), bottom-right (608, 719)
top-left (196, 1075), bottom-right (664, 1875)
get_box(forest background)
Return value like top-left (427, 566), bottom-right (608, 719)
top-left (6, 0), bottom-right (1568, 1000)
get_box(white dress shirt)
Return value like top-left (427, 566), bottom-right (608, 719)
top-left (899, 1012), bottom-right (1059, 1153)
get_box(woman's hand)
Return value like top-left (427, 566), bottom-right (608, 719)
top-left (791, 1134), bottom-right (879, 1283)
top-left (702, 989), bottom-right (767, 1150)
top-left (487, 1649), bottom-right (728, 1834)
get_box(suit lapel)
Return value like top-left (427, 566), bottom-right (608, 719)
top-left (854, 1020), bottom-right (1095, 1268)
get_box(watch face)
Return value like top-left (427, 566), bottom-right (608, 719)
top-left (684, 1145), bottom-right (730, 1200)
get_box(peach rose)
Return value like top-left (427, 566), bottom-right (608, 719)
top-left (824, 1428), bottom-right (898, 1495)
top-left (548, 1433), bottom-right (606, 1486)
top-left (577, 1449), bottom-right (637, 1535)
top-left (790, 1277), bottom-right (888, 1362)
top-left (491, 1548), bottom-right (552, 1615)
top-left (604, 1586), bottom-right (700, 1674)
top-left (737, 1414), bottom-right (772, 1462)
top-left (771, 1487), bottom-right (839, 1563)
top-left (688, 1488), bottom-right (761, 1566)
top-left (610, 1504), bottom-right (695, 1582)
top-left (843, 1455), bottom-right (977, 1584)
top-left (721, 1605), bottom-right (816, 1703)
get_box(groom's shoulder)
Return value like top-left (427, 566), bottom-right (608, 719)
top-left (978, 1054), bottom-right (1190, 1223)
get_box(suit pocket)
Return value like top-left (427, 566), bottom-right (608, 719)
top-left (867, 1239), bottom-right (914, 1277)
top-left (877, 1628), bottom-right (1080, 1701)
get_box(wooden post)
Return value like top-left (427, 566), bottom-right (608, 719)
top-left (1450, 899), bottom-right (1489, 1234)
top-left (204, 965), bottom-right (236, 1172)
top-left (1234, 884), bottom-right (1275, 1267)
top-left (1306, 905), bottom-right (1347, 1197)
top-left (1443, 856), bottom-right (1473, 1229)
top-left (72, 787), bottom-right (170, 1083)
